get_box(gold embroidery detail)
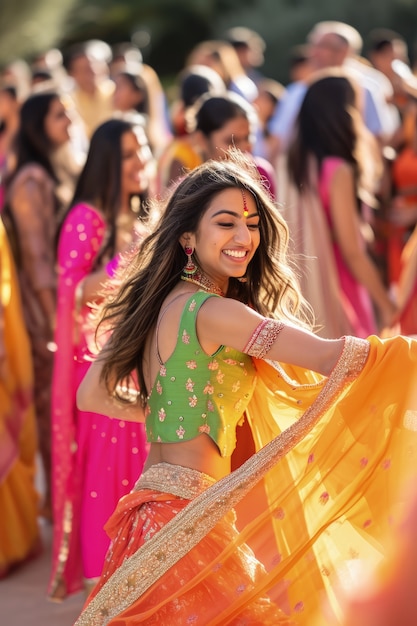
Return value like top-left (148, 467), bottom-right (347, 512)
top-left (404, 410), bottom-right (417, 432)
top-left (133, 462), bottom-right (216, 499)
top-left (244, 319), bottom-right (285, 358)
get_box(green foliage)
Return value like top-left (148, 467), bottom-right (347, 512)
top-left (2, 0), bottom-right (417, 83)
top-left (0, 0), bottom-right (79, 66)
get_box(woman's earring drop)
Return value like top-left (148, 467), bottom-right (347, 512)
top-left (183, 246), bottom-right (197, 276)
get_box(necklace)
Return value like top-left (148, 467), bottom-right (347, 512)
top-left (181, 267), bottom-right (225, 297)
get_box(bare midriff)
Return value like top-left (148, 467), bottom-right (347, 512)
top-left (144, 433), bottom-right (231, 481)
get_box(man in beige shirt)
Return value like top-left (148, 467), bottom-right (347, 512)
top-left (63, 41), bottom-right (114, 139)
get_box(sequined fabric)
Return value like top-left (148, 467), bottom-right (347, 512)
top-left (75, 335), bottom-right (417, 626)
top-left (76, 463), bottom-right (294, 625)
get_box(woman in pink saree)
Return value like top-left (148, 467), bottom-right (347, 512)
top-left (282, 70), bottom-right (396, 338)
top-left (49, 117), bottom-right (154, 599)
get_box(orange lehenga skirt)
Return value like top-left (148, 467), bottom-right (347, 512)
top-left (75, 335), bottom-right (417, 626)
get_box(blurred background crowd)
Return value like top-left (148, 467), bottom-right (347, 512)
top-left (2, 0), bottom-right (417, 621)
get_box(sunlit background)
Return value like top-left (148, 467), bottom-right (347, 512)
top-left (1, 0), bottom-right (417, 89)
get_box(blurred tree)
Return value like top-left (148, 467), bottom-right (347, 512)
top-left (0, 0), bottom-right (78, 65)
top-left (217, 0), bottom-right (417, 82)
top-left (3, 0), bottom-right (417, 84)
top-left (58, 0), bottom-right (257, 74)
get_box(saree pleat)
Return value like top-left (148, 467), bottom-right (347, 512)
top-left (49, 203), bottom-right (148, 599)
top-left (76, 334), bottom-right (417, 625)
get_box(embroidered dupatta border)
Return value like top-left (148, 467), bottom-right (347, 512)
top-left (75, 336), bottom-right (369, 626)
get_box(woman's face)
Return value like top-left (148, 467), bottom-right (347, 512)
top-left (188, 187), bottom-right (260, 289)
top-left (44, 98), bottom-right (71, 146)
top-left (203, 116), bottom-right (252, 159)
top-left (113, 75), bottom-right (144, 111)
top-left (120, 128), bottom-right (152, 196)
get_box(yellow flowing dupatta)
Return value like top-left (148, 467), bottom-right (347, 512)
top-left (244, 334), bottom-right (417, 623)
top-left (76, 335), bottom-right (417, 625)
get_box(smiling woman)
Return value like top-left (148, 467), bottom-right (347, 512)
top-left (1, 90), bottom-right (76, 521)
top-left (157, 90), bottom-right (277, 198)
top-left (179, 186), bottom-right (260, 295)
top-left (74, 152), bottom-right (417, 626)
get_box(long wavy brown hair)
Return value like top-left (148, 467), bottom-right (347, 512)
top-left (96, 151), bottom-right (313, 403)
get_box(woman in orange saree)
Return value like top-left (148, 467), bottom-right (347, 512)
top-left (74, 154), bottom-right (417, 625)
top-left (0, 219), bottom-right (40, 578)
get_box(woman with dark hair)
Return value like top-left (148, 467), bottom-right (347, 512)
top-left (158, 90), bottom-right (277, 198)
top-left (284, 69), bottom-right (396, 338)
top-left (112, 61), bottom-right (171, 159)
top-left (193, 91), bottom-right (277, 198)
top-left (113, 71), bottom-right (149, 116)
top-left (48, 116), bottom-right (153, 600)
top-left (74, 153), bottom-right (417, 625)
top-left (2, 89), bottom-right (73, 519)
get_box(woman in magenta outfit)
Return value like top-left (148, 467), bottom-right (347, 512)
top-left (48, 117), bottom-right (154, 600)
top-left (283, 70), bottom-right (396, 338)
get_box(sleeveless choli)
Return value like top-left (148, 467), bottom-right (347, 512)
top-left (146, 291), bottom-right (257, 457)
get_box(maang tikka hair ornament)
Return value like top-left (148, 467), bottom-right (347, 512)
top-left (183, 245), bottom-right (197, 276)
top-left (238, 188), bottom-right (248, 283)
top-left (242, 188), bottom-right (248, 217)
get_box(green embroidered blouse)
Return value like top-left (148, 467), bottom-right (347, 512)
top-left (146, 291), bottom-right (257, 457)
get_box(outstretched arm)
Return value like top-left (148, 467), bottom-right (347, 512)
top-left (197, 297), bottom-right (347, 377)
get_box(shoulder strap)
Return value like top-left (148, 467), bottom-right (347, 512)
top-left (155, 290), bottom-right (220, 365)
top-left (178, 291), bottom-right (220, 336)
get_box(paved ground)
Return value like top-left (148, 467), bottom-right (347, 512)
top-left (0, 519), bottom-right (85, 626)
top-left (1, 458), bottom-right (85, 626)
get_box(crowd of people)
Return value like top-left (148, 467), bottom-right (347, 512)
top-left (1, 20), bottom-right (417, 625)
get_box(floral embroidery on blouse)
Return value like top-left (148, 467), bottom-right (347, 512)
top-left (145, 292), bottom-right (257, 457)
top-left (188, 395), bottom-right (198, 407)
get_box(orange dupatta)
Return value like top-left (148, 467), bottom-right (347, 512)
top-left (75, 335), bottom-right (417, 625)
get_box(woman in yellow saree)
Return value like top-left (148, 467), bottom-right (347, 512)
top-left (75, 154), bottom-right (417, 625)
top-left (0, 219), bottom-right (40, 578)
